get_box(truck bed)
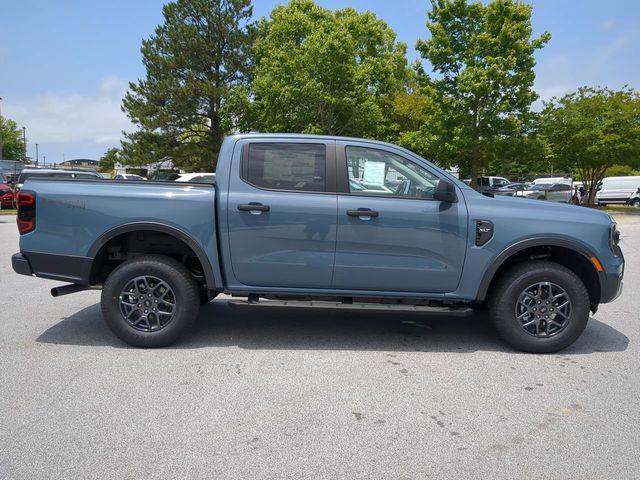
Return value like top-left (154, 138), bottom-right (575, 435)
top-left (17, 178), bottom-right (219, 286)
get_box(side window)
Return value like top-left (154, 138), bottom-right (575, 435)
top-left (244, 143), bottom-right (326, 192)
top-left (346, 146), bottom-right (438, 199)
top-left (478, 177), bottom-right (489, 186)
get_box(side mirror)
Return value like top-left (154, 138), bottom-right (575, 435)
top-left (434, 179), bottom-right (457, 203)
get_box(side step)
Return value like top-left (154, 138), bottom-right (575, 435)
top-left (227, 298), bottom-right (472, 314)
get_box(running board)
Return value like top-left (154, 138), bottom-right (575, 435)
top-left (227, 298), bottom-right (472, 314)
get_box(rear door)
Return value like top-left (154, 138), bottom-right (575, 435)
top-left (226, 139), bottom-right (338, 288)
top-left (332, 142), bottom-right (468, 293)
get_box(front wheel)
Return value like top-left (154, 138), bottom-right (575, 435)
top-left (631, 198), bottom-right (640, 208)
top-left (101, 255), bottom-right (200, 347)
top-left (489, 261), bottom-right (590, 353)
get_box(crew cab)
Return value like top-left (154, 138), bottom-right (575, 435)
top-left (12, 134), bottom-right (624, 352)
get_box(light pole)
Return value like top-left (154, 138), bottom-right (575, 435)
top-left (35, 143), bottom-right (39, 166)
top-left (22, 126), bottom-right (26, 161)
top-left (0, 96), bottom-right (4, 161)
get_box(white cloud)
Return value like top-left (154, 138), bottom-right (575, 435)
top-left (4, 76), bottom-right (132, 146)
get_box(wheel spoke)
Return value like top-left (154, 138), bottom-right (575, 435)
top-left (514, 281), bottom-right (571, 338)
top-left (119, 275), bottom-right (176, 333)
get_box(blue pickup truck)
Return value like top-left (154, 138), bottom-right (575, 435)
top-left (12, 134), bottom-right (624, 352)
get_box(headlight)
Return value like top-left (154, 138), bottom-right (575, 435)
top-left (609, 222), bottom-right (621, 255)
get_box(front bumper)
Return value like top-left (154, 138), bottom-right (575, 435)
top-left (12, 252), bottom-right (33, 276)
top-left (601, 260), bottom-right (624, 303)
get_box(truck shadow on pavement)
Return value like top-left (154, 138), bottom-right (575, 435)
top-left (37, 300), bottom-right (629, 354)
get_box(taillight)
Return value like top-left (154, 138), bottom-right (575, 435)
top-left (17, 191), bottom-right (36, 235)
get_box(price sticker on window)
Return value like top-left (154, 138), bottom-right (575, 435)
top-left (363, 161), bottom-right (386, 186)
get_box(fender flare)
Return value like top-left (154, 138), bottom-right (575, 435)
top-left (87, 221), bottom-right (216, 290)
top-left (476, 236), bottom-right (604, 302)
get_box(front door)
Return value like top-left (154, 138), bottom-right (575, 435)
top-left (227, 139), bottom-right (338, 288)
top-left (332, 143), bottom-right (468, 293)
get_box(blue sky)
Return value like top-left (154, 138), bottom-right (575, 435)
top-left (1, 0), bottom-right (639, 163)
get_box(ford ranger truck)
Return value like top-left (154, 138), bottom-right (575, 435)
top-left (11, 134), bottom-right (624, 352)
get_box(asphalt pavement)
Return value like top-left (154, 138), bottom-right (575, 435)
top-left (1, 213), bottom-right (639, 479)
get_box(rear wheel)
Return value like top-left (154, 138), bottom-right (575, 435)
top-left (101, 255), bottom-right (200, 347)
top-left (489, 261), bottom-right (590, 353)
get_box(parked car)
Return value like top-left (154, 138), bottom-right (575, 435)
top-left (596, 176), bottom-right (640, 206)
top-left (174, 172), bottom-right (216, 183)
top-left (0, 182), bottom-right (15, 209)
top-left (627, 188), bottom-right (640, 208)
top-left (15, 168), bottom-right (102, 196)
top-left (12, 134), bottom-right (624, 353)
top-left (522, 177), bottom-right (573, 203)
top-left (114, 173), bottom-right (147, 181)
top-left (476, 176), bottom-right (510, 193)
top-left (491, 182), bottom-right (530, 196)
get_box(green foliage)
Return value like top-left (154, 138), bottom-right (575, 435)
top-left (122, 0), bottom-right (255, 170)
top-left (540, 86), bottom-right (640, 204)
top-left (0, 115), bottom-right (26, 161)
top-left (98, 147), bottom-right (120, 172)
top-left (605, 164), bottom-right (640, 177)
top-left (249, 0), bottom-right (408, 138)
top-left (413, 0), bottom-right (550, 179)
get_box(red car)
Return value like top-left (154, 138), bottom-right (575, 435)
top-left (0, 182), bottom-right (15, 209)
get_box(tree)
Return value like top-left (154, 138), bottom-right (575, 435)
top-left (122, 0), bottom-right (255, 170)
top-left (414, 0), bottom-right (550, 181)
top-left (98, 147), bottom-right (121, 172)
top-left (540, 87), bottom-right (640, 205)
top-left (249, 0), bottom-right (408, 138)
top-left (0, 115), bottom-right (26, 161)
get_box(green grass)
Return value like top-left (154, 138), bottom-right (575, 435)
top-left (600, 205), bottom-right (640, 214)
top-left (0, 209), bottom-right (17, 215)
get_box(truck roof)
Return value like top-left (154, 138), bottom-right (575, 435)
top-left (226, 133), bottom-right (409, 150)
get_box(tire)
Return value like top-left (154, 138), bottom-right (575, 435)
top-left (101, 255), bottom-right (200, 347)
top-left (489, 261), bottom-right (590, 353)
top-left (632, 199), bottom-right (640, 208)
top-left (537, 195), bottom-right (545, 200)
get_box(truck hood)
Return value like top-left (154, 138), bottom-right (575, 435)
top-left (467, 190), bottom-right (611, 226)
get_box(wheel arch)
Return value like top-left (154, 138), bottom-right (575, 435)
top-left (87, 222), bottom-right (217, 291)
top-left (477, 236), bottom-right (604, 307)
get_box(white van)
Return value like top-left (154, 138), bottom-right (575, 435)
top-left (532, 176), bottom-right (572, 186)
top-left (596, 176), bottom-right (640, 205)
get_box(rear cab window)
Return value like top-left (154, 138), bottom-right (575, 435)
top-left (242, 142), bottom-right (328, 192)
